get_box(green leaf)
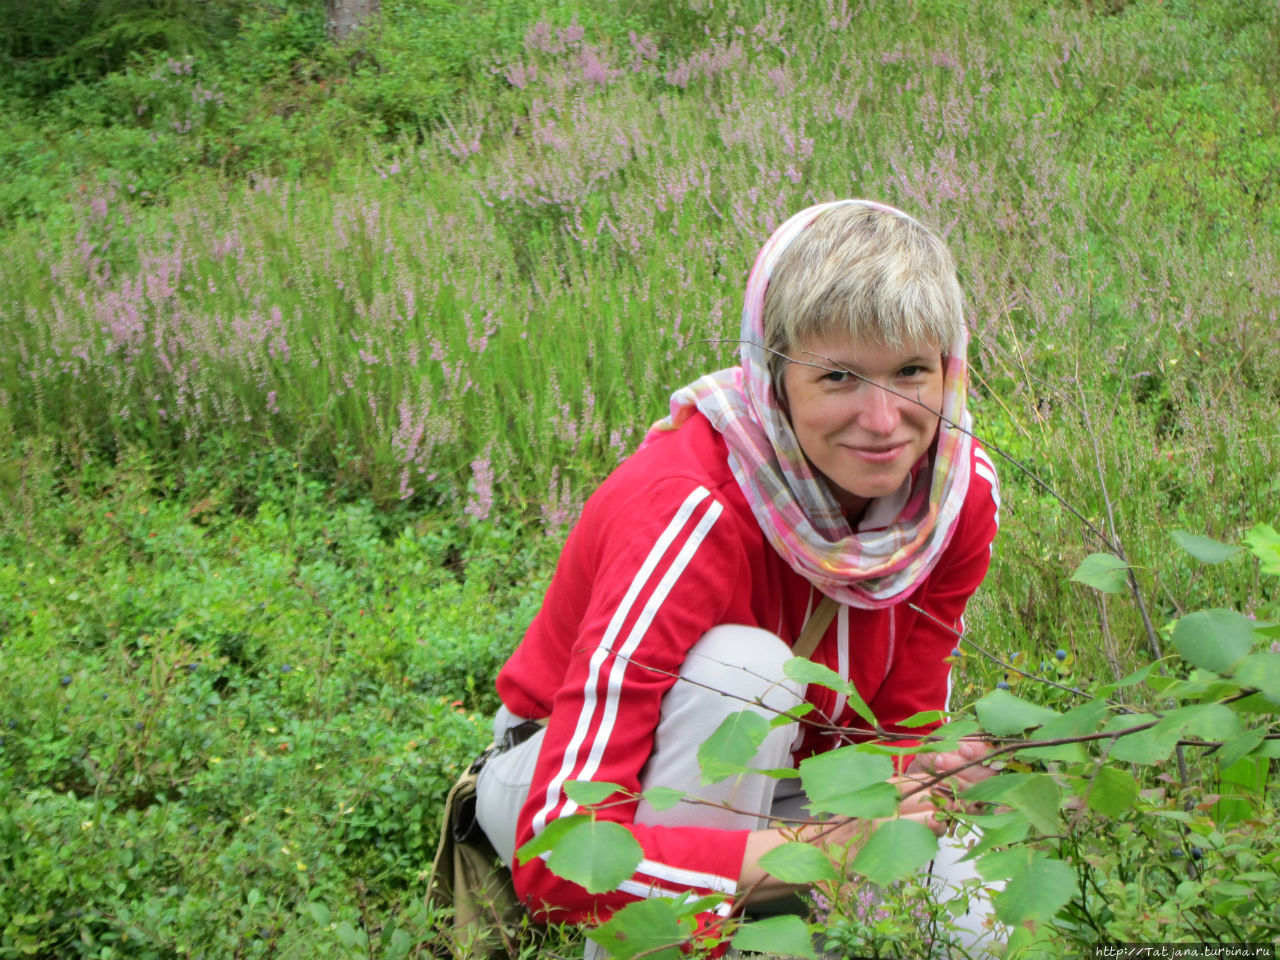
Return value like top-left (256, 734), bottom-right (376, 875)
top-left (1253, 738), bottom-right (1280, 759)
top-left (564, 780), bottom-right (625, 807)
top-left (758, 842), bottom-right (840, 884)
top-left (732, 915), bottom-right (818, 959)
top-left (1171, 530), bottom-right (1243, 564)
top-left (926, 719), bottom-right (981, 751)
top-left (335, 921), bottom-right (358, 949)
top-left (387, 929), bottom-right (411, 960)
top-left (1015, 741), bottom-right (1088, 764)
top-left (799, 747), bottom-right (895, 817)
top-left (1215, 727), bottom-right (1264, 769)
top-left (1069, 552), bottom-right (1129, 593)
top-left (1083, 766), bottom-right (1139, 818)
top-left (1234, 652), bottom-right (1280, 703)
top-left (783, 657), bottom-right (853, 694)
top-left (992, 854), bottom-right (1076, 926)
top-left (975, 846), bottom-right (1038, 882)
top-left (783, 657), bottom-right (876, 726)
top-left (1243, 522), bottom-right (1280, 575)
top-left (307, 902), bottom-right (331, 926)
top-left (1001, 773), bottom-right (1061, 836)
top-left (590, 899), bottom-right (688, 960)
top-left (1178, 702), bottom-right (1240, 742)
top-left (1106, 713), bottom-right (1180, 765)
top-left (1033, 698), bottom-right (1110, 740)
top-left (956, 812), bottom-right (1031, 860)
top-left (771, 702), bottom-right (815, 728)
top-left (851, 818), bottom-right (938, 886)
top-left (958, 772), bottom-right (1038, 806)
top-left (545, 820), bottom-right (644, 894)
top-left (1171, 609), bottom-right (1255, 674)
top-left (698, 710), bottom-right (770, 784)
top-left (641, 786), bottom-right (686, 811)
top-left (898, 709), bottom-right (945, 728)
top-left (516, 814), bottom-right (592, 863)
top-left (1097, 662), bottom-right (1158, 698)
top-left (974, 688), bottom-right (1060, 736)
top-left (1017, 698), bottom-right (1108, 763)
top-left (668, 892), bottom-right (729, 917)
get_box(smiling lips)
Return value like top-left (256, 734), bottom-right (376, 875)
top-left (844, 442), bottom-right (908, 463)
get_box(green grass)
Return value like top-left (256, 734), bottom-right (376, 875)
top-left (0, 441), bottom-right (560, 956)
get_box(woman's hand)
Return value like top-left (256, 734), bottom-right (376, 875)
top-left (740, 808), bottom-right (944, 903)
top-left (900, 738), bottom-right (996, 815)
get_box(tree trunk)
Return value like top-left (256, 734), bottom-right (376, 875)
top-left (325, 0), bottom-right (380, 42)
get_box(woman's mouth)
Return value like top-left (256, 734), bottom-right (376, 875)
top-left (844, 443), bottom-right (907, 463)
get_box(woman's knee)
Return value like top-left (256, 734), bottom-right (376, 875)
top-left (678, 624), bottom-right (806, 717)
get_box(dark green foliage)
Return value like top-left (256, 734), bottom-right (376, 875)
top-left (0, 440), bottom-right (553, 956)
top-left (0, 0), bottom-right (253, 97)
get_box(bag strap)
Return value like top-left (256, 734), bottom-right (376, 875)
top-left (792, 594), bottom-right (839, 660)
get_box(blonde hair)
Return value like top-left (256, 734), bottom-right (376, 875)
top-left (762, 203), bottom-right (964, 383)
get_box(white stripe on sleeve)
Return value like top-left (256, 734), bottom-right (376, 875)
top-left (530, 487), bottom-right (714, 837)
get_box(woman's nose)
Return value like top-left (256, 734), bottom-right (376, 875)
top-left (856, 382), bottom-right (901, 435)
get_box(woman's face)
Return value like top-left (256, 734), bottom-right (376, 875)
top-left (780, 331), bottom-right (945, 519)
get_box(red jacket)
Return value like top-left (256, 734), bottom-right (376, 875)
top-left (496, 411), bottom-right (1000, 924)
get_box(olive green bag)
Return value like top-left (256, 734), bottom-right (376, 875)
top-left (427, 720), bottom-right (547, 955)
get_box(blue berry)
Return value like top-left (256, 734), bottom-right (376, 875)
top-left (6, 720), bottom-right (15, 730)
top-left (950, 648), bottom-right (961, 657)
top-left (1191, 847), bottom-right (1204, 860)
top-left (1055, 649), bottom-right (1067, 661)
top-left (996, 681), bottom-right (1011, 691)
top-left (60, 675), bottom-right (73, 687)
top-left (280, 664), bottom-right (292, 673)
top-left (135, 721), bottom-right (144, 731)
top-left (1172, 848), bottom-right (1184, 858)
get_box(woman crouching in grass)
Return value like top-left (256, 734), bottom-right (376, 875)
top-left (475, 200), bottom-right (1004, 955)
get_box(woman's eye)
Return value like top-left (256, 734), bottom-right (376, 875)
top-left (899, 365), bottom-right (925, 378)
top-left (822, 370), bottom-right (852, 384)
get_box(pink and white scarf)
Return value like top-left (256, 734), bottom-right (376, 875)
top-left (645, 200), bottom-right (973, 609)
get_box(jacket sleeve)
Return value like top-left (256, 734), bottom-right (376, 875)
top-left (509, 479), bottom-right (753, 926)
top-left (868, 447), bottom-right (1001, 745)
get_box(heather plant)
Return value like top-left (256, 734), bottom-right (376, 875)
top-left (5, 0), bottom-right (1277, 658)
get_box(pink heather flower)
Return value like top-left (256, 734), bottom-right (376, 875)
top-left (629, 31), bottom-right (658, 72)
top-left (525, 21), bottom-right (555, 54)
top-left (579, 47), bottom-right (615, 87)
top-left (465, 456), bottom-right (494, 523)
top-left (665, 61), bottom-right (692, 88)
top-left (504, 62), bottom-right (536, 90)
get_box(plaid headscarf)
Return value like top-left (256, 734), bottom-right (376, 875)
top-left (644, 200), bottom-right (974, 609)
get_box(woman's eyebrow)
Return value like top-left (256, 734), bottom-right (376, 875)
top-left (799, 352), bottom-right (936, 376)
